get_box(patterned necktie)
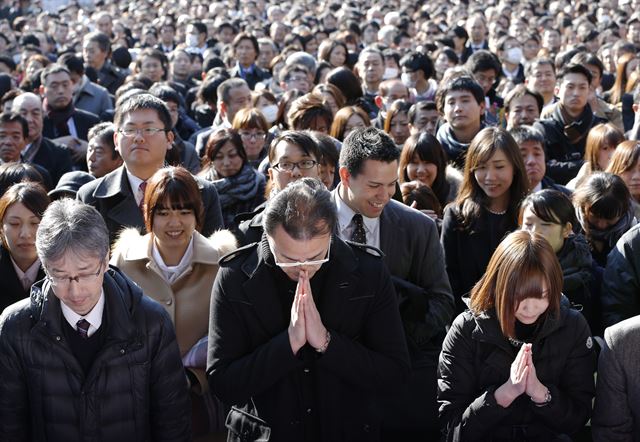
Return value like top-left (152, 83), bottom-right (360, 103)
top-left (76, 319), bottom-right (90, 339)
top-left (350, 214), bottom-right (367, 244)
top-left (138, 181), bottom-right (147, 212)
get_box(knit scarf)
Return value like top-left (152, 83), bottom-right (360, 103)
top-left (211, 164), bottom-right (264, 210)
top-left (43, 97), bottom-right (75, 137)
top-left (555, 102), bottom-right (593, 146)
top-left (576, 202), bottom-right (636, 249)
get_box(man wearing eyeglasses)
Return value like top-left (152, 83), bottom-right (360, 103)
top-left (77, 94), bottom-right (223, 243)
top-left (208, 178), bottom-right (410, 442)
top-left (333, 127), bottom-right (453, 440)
top-left (236, 130), bottom-right (323, 245)
top-left (0, 199), bottom-right (191, 440)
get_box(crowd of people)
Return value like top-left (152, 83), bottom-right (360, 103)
top-left (0, 0), bottom-right (640, 440)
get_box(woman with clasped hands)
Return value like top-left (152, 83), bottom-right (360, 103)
top-left (437, 230), bottom-right (596, 441)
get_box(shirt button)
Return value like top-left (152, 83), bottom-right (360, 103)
top-left (303, 368), bottom-right (310, 373)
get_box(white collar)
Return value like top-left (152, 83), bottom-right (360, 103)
top-left (335, 184), bottom-right (379, 234)
top-left (151, 234), bottom-right (195, 284)
top-left (126, 169), bottom-right (146, 206)
top-left (10, 256), bottom-right (41, 288)
top-left (61, 289), bottom-right (105, 338)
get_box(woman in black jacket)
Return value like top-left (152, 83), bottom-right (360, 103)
top-left (441, 127), bottom-right (529, 313)
top-left (520, 189), bottom-right (600, 334)
top-left (437, 230), bottom-right (596, 441)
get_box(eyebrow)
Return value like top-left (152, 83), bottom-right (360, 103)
top-left (368, 178), bottom-right (398, 186)
top-left (124, 120), bottom-right (160, 125)
top-left (281, 250), bottom-right (325, 262)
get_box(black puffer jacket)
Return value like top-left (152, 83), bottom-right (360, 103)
top-left (0, 266), bottom-right (191, 441)
top-left (438, 304), bottom-right (595, 441)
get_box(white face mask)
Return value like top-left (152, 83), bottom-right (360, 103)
top-left (505, 47), bottom-right (523, 65)
top-left (186, 34), bottom-right (199, 48)
top-left (260, 104), bottom-right (278, 124)
top-left (401, 72), bottom-right (415, 89)
top-left (383, 67), bottom-right (398, 79)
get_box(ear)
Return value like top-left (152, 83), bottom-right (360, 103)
top-left (165, 129), bottom-right (175, 150)
top-left (218, 101), bottom-right (227, 118)
top-left (113, 130), bottom-right (121, 155)
top-left (38, 84), bottom-right (45, 97)
top-left (633, 103), bottom-right (639, 113)
top-left (562, 222), bottom-right (573, 238)
top-left (338, 166), bottom-right (350, 186)
top-left (267, 166), bottom-right (274, 183)
top-left (374, 95), bottom-right (383, 109)
top-left (554, 85), bottom-right (560, 96)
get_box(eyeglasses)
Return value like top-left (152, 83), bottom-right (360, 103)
top-left (46, 262), bottom-right (104, 289)
top-left (239, 131), bottom-right (266, 140)
top-left (118, 127), bottom-right (167, 137)
top-left (272, 160), bottom-right (317, 171)
top-left (269, 240), bottom-right (331, 268)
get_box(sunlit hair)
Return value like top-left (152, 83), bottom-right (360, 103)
top-left (329, 105), bottom-right (370, 141)
top-left (0, 182), bottom-right (50, 249)
top-left (573, 172), bottom-right (630, 221)
top-left (518, 189), bottom-right (577, 228)
top-left (454, 126), bottom-right (529, 228)
top-left (399, 132), bottom-right (450, 206)
top-left (610, 53), bottom-right (637, 105)
top-left (383, 99), bottom-right (412, 136)
top-left (585, 123), bottom-right (625, 173)
top-left (231, 107), bottom-right (269, 132)
top-left (143, 166), bottom-right (204, 233)
top-left (470, 230), bottom-right (562, 339)
top-left (606, 140), bottom-right (640, 176)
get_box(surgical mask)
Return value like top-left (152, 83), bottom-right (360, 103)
top-left (186, 34), bottom-right (199, 48)
top-left (505, 47), bottom-right (523, 64)
top-left (401, 73), bottom-right (415, 89)
top-left (260, 104), bottom-right (278, 124)
top-left (383, 67), bottom-right (398, 79)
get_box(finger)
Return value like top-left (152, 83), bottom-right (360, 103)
top-left (520, 365), bottom-right (529, 384)
top-left (411, 201), bottom-right (417, 209)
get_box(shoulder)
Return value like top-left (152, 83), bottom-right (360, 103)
top-left (616, 223), bottom-right (640, 250)
top-left (443, 310), bottom-right (478, 348)
top-left (111, 227), bottom-right (148, 261)
top-left (218, 241), bottom-right (259, 268)
top-left (74, 108), bottom-right (100, 123)
top-left (604, 315), bottom-right (640, 350)
top-left (0, 297), bottom-right (36, 336)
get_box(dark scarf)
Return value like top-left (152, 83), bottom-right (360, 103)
top-left (576, 202), bottom-right (636, 249)
top-left (554, 102), bottom-right (593, 145)
top-left (43, 97), bottom-right (75, 137)
top-left (210, 163), bottom-right (264, 209)
top-left (439, 122), bottom-right (485, 169)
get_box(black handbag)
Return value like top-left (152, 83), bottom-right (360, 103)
top-left (225, 398), bottom-right (271, 442)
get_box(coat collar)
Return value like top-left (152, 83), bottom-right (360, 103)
top-left (124, 230), bottom-right (221, 265)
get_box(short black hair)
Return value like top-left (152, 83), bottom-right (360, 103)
top-left (114, 93), bottom-right (172, 131)
top-left (339, 127), bottom-right (400, 177)
top-left (509, 124), bottom-right (545, 147)
top-left (88, 122), bottom-right (118, 160)
top-left (570, 52), bottom-right (605, 78)
top-left (465, 49), bottom-right (501, 77)
top-left (58, 53), bottom-right (84, 76)
top-left (0, 55), bottom-right (16, 71)
top-left (0, 112), bottom-right (29, 138)
top-left (268, 130), bottom-right (322, 164)
top-left (558, 63), bottom-right (592, 84)
top-left (189, 21), bottom-right (207, 36)
top-left (504, 85), bottom-right (544, 114)
top-left (400, 51), bottom-right (434, 80)
top-left (408, 101), bottom-right (437, 124)
top-left (436, 76), bottom-right (484, 113)
top-left (83, 31), bottom-right (111, 54)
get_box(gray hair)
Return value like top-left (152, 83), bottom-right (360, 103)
top-left (263, 178), bottom-right (336, 240)
top-left (36, 199), bottom-right (110, 266)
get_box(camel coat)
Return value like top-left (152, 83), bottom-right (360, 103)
top-left (111, 228), bottom-right (236, 391)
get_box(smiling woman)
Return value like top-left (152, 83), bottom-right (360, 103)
top-left (0, 181), bottom-right (49, 311)
top-left (110, 165), bottom-right (237, 437)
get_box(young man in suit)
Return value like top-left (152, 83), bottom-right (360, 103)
top-left (332, 127), bottom-right (454, 440)
top-left (77, 93), bottom-right (223, 243)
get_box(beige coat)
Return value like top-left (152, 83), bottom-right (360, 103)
top-left (111, 228), bottom-right (236, 391)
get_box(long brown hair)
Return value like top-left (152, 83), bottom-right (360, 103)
top-left (610, 53), bottom-right (637, 105)
top-left (584, 123), bottom-right (625, 173)
top-left (454, 126), bottom-right (529, 229)
top-left (470, 230), bottom-right (562, 339)
top-left (606, 140), bottom-right (640, 176)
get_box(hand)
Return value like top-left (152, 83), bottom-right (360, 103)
top-left (495, 343), bottom-right (529, 408)
top-left (524, 347), bottom-right (548, 403)
top-left (287, 274), bottom-right (306, 355)
top-left (300, 270), bottom-right (327, 350)
top-left (54, 136), bottom-right (88, 161)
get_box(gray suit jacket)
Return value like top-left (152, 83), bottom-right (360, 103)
top-left (76, 165), bottom-right (223, 243)
top-left (593, 316), bottom-right (640, 441)
top-left (74, 76), bottom-right (113, 118)
top-left (331, 190), bottom-right (454, 352)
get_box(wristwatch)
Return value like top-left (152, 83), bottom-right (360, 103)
top-left (531, 388), bottom-right (552, 407)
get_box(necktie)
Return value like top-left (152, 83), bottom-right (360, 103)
top-left (138, 181), bottom-right (147, 212)
top-left (76, 319), bottom-right (90, 339)
top-left (350, 214), bottom-right (367, 244)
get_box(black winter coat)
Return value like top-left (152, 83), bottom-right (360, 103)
top-left (0, 266), bottom-right (191, 441)
top-left (437, 305), bottom-right (596, 441)
top-left (207, 237), bottom-right (411, 442)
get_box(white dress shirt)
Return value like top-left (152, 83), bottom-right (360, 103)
top-left (335, 185), bottom-right (381, 248)
top-left (61, 289), bottom-right (105, 337)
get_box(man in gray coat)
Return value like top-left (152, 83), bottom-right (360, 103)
top-left (331, 127), bottom-right (454, 440)
top-left (593, 315), bottom-right (640, 440)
